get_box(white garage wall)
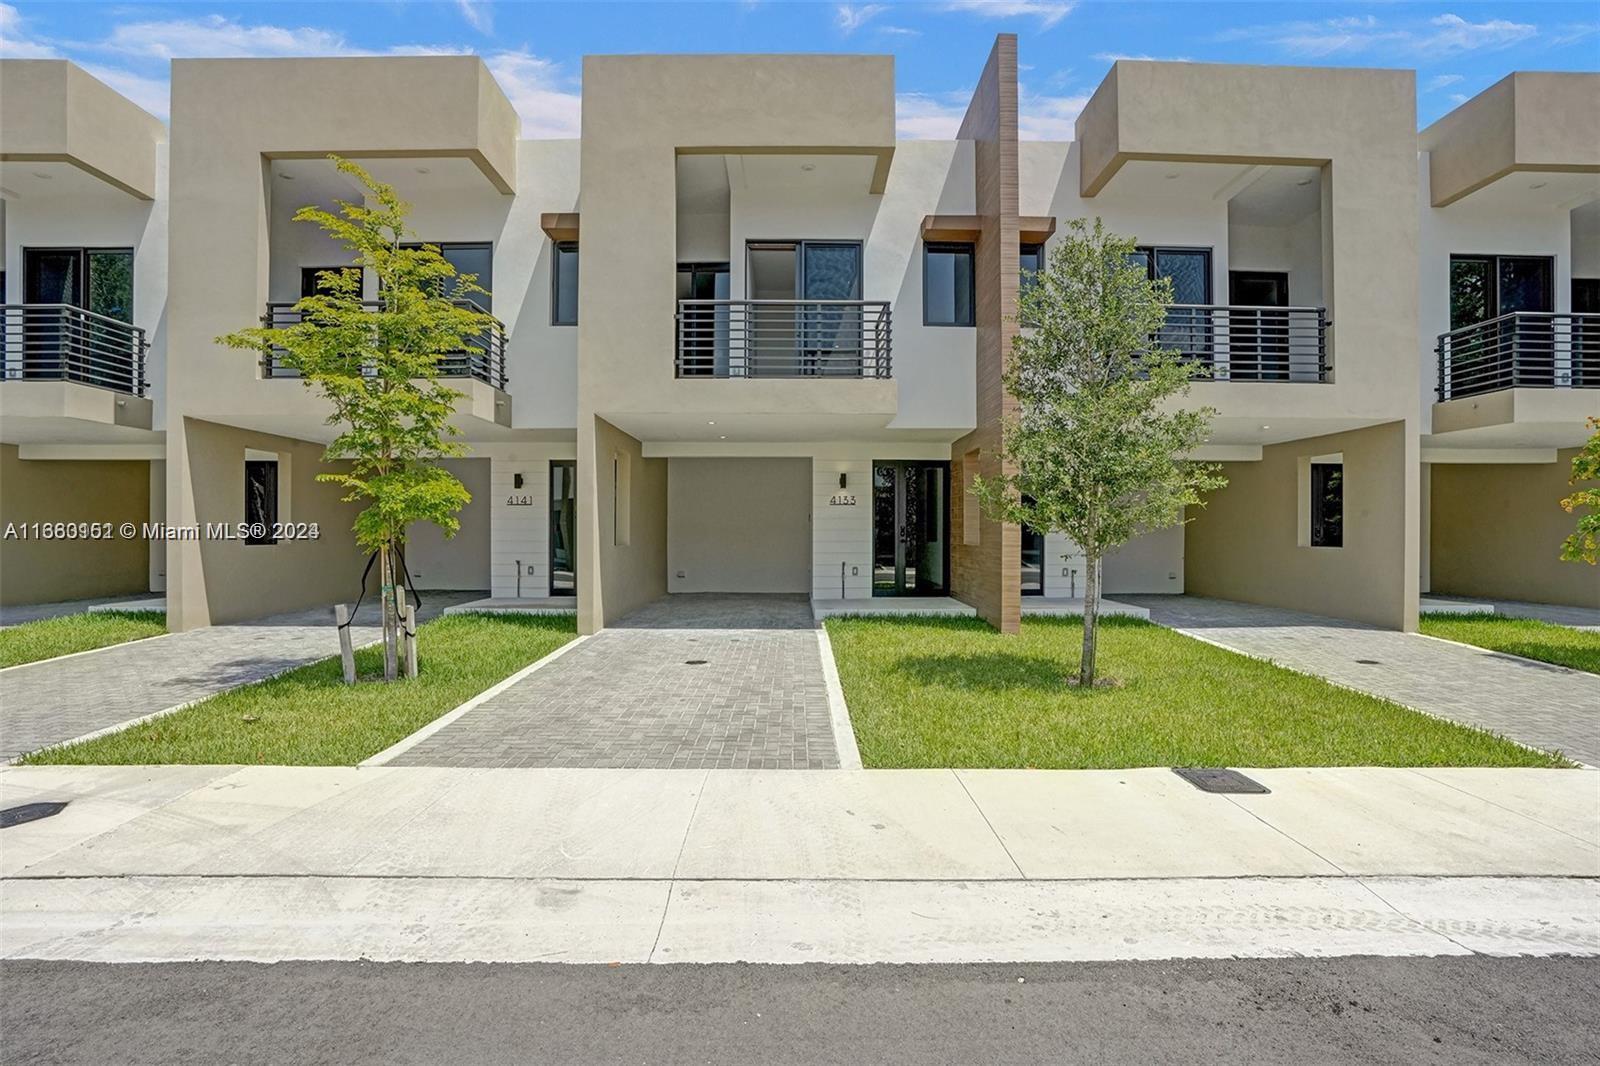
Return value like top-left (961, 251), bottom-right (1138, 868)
top-left (668, 457), bottom-right (812, 593)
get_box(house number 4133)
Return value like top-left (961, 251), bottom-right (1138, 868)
top-left (829, 493), bottom-right (857, 507)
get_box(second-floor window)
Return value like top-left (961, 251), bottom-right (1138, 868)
top-left (552, 240), bottom-right (579, 325)
top-left (924, 241), bottom-right (975, 327)
top-left (1127, 246), bottom-right (1212, 304)
top-left (1020, 242), bottom-right (1045, 294)
top-left (1449, 255), bottom-right (1552, 330)
top-left (398, 242), bottom-right (493, 312)
top-left (23, 247), bottom-right (134, 323)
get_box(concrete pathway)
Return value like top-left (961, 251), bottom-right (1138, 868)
top-left (1123, 595), bottom-right (1600, 767)
top-left (0, 592), bottom-right (481, 763)
top-left (0, 764), bottom-right (1594, 963)
top-left (1425, 595), bottom-right (1600, 631)
top-left (387, 594), bottom-right (839, 769)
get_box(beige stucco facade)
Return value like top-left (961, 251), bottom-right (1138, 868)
top-left (0, 60), bottom-right (165, 200)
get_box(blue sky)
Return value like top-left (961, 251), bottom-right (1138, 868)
top-left (3, 1), bottom-right (1596, 136)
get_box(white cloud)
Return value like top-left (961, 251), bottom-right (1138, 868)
top-left (895, 91), bottom-right (968, 139)
top-left (877, 25), bottom-right (921, 37)
top-left (1092, 52), bottom-right (1193, 63)
top-left (81, 64), bottom-right (170, 118)
top-left (456, 0), bottom-right (493, 35)
top-left (0, 3), bottom-right (60, 58)
top-left (1551, 22), bottom-right (1599, 46)
top-left (1424, 73), bottom-right (1463, 92)
top-left (1218, 12), bottom-right (1537, 59)
top-left (94, 15), bottom-right (356, 59)
top-left (941, 1), bottom-right (1074, 30)
top-left (1018, 90), bottom-right (1088, 139)
top-left (1449, 92), bottom-right (1469, 104)
top-left (485, 51), bottom-right (582, 138)
top-left (836, 4), bottom-right (887, 35)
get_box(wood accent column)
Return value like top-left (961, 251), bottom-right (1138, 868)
top-left (950, 34), bottom-right (1022, 634)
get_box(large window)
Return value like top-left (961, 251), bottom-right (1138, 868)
top-left (552, 241), bottom-right (579, 325)
top-left (1310, 462), bottom-right (1343, 548)
top-left (924, 242), bottom-right (975, 326)
top-left (24, 247), bottom-right (134, 322)
top-left (244, 459), bottom-right (279, 545)
top-left (1127, 246), bottom-right (1212, 304)
top-left (1449, 255), bottom-right (1553, 329)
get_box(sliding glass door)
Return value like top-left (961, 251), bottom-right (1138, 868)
top-left (872, 461), bottom-right (949, 597)
top-left (745, 240), bottom-right (863, 376)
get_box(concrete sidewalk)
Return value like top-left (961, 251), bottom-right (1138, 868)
top-left (1, 764), bottom-right (1595, 964)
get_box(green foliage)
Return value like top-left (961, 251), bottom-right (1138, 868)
top-left (1420, 612), bottom-right (1600, 676)
top-left (216, 156), bottom-right (492, 554)
top-left (1560, 417), bottom-right (1600, 565)
top-left (0, 610), bottom-right (166, 669)
top-left (972, 217), bottom-right (1225, 556)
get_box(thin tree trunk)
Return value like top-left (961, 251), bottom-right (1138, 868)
top-left (1079, 550), bottom-right (1100, 687)
top-left (379, 543), bottom-right (398, 682)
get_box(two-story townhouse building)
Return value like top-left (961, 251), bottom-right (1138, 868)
top-left (0, 61), bottom-right (167, 607)
top-left (1419, 72), bottom-right (1600, 609)
top-left (2, 41), bottom-right (1594, 632)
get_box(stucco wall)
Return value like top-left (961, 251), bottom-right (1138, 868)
top-left (404, 458), bottom-right (490, 591)
top-left (580, 416), bottom-right (667, 631)
top-left (1430, 452), bottom-right (1600, 608)
top-left (168, 418), bottom-right (365, 626)
top-left (667, 457), bottom-right (811, 593)
top-left (1185, 421), bottom-right (1418, 629)
top-left (0, 444), bottom-right (150, 605)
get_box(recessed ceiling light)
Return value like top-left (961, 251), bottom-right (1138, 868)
top-left (31, 171), bottom-right (52, 181)
top-left (279, 172), bottom-right (294, 180)
top-left (1164, 172), bottom-right (1180, 180)
top-left (800, 163), bottom-right (816, 172)
top-left (707, 420), bottom-right (716, 425)
top-left (1529, 181), bottom-right (1548, 190)
top-left (719, 435), bottom-right (727, 440)
top-left (1296, 178), bottom-right (1313, 186)
top-left (1260, 424), bottom-right (1271, 430)
top-left (416, 167), bottom-right (431, 175)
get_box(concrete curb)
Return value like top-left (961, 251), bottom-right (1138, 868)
top-left (360, 635), bottom-right (590, 767)
top-left (815, 623), bottom-right (863, 771)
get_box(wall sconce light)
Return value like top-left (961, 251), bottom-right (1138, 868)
top-left (839, 473), bottom-right (848, 489)
top-left (513, 473), bottom-right (524, 489)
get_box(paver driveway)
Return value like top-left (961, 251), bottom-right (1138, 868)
top-left (1123, 595), bottom-right (1600, 767)
top-left (0, 592), bottom-right (481, 763)
top-left (388, 594), bottom-right (839, 769)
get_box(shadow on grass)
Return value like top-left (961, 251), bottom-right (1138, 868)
top-left (893, 652), bottom-right (1073, 692)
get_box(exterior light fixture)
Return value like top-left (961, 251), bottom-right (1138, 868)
top-left (514, 472), bottom-right (524, 489)
top-left (839, 473), bottom-right (848, 489)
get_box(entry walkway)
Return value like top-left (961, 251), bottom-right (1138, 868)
top-left (1124, 595), bottom-right (1600, 767)
top-left (388, 594), bottom-right (839, 769)
top-left (0, 593), bottom-right (480, 763)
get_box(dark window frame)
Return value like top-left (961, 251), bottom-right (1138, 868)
top-left (551, 240), bottom-right (579, 326)
top-left (1130, 245), bottom-right (1214, 304)
top-left (300, 265), bottom-right (363, 300)
top-left (22, 246), bottom-right (136, 322)
top-left (923, 241), bottom-right (976, 327)
top-left (1448, 253), bottom-right (1555, 329)
top-left (1309, 462), bottom-right (1343, 549)
top-left (244, 459), bottom-right (279, 546)
top-left (395, 241), bottom-right (493, 313)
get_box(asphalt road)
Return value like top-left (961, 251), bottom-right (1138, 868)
top-left (3, 956), bottom-right (1597, 1064)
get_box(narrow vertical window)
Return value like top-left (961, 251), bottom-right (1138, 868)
top-left (1310, 462), bottom-right (1343, 548)
top-left (924, 242), bottom-right (975, 326)
top-left (552, 241), bottom-right (579, 325)
top-left (245, 459), bottom-right (279, 545)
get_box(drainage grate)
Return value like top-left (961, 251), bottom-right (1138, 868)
top-left (684, 659), bottom-right (708, 666)
top-left (0, 801), bottom-right (69, 829)
top-left (1172, 768), bottom-right (1270, 794)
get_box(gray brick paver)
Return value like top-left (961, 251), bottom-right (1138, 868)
top-left (1123, 594), bottom-right (1600, 766)
top-left (391, 594), bottom-right (840, 769)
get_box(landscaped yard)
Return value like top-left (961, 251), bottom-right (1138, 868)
top-left (826, 616), bottom-right (1566, 769)
top-left (1420, 612), bottom-right (1600, 675)
top-left (0, 610), bottom-right (168, 669)
top-left (21, 613), bottom-right (577, 766)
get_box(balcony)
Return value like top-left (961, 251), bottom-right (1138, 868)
top-left (675, 299), bottom-right (892, 379)
top-left (1155, 305), bottom-right (1330, 383)
top-left (260, 300), bottom-right (508, 390)
top-left (0, 304), bottom-right (148, 395)
top-left (1436, 312), bottom-right (1600, 401)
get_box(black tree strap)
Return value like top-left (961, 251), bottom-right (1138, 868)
top-left (338, 550), bottom-right (380, 632)
top-left (394, 543), bottom-right (423, 638)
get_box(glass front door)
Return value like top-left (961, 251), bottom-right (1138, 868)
top-left (872, 461), bottom-right (949, 597)
top-left (549, 460), bottom-right (576, 597)
top-left (1021, 521), bottom-right (1044, 596)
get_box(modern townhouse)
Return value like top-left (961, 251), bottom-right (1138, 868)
top-left (0, 61), bottom-right (167, 607)
top-left (1419, 72), bottom-right (1600, 609)
top-left (0, 41), bottom-right (1594, 629)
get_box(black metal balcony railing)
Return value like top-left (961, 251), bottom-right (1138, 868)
top-left (675, 299), bottom-right (892, 379)
top-left (260, 300), bottom-right (508, 390)
top-left (1154, 305), bottom-right (1330, 382)
top-left (0, 304), bottom-right (148, 395)
top-left (1436, 311), bottom-right (1600, 401)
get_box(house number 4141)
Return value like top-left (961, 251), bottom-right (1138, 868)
top-left (505, 494), bottom-right (535, 507)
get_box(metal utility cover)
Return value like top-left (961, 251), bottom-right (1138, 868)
top-left (1, 801), bottom-right (70, 829)
top-left (1171, 768), bottom-right (1270, 794)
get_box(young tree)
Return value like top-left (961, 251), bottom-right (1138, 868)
top-left (973, 217), bottom-right (1226, 687)
top-left (219, 156), bottom-right (493, 681)
top-left (1560, 417), bottom-right (1600, 565)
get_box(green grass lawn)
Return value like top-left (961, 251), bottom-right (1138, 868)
top-left (22, 613), bottom-right (576, 766)
top-left (1420, 612), bottom-right (1600, 675)
top-left (826, 616), bottom-right (1566, 769)
top-left (0, 610), bottom-right (168, 669)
